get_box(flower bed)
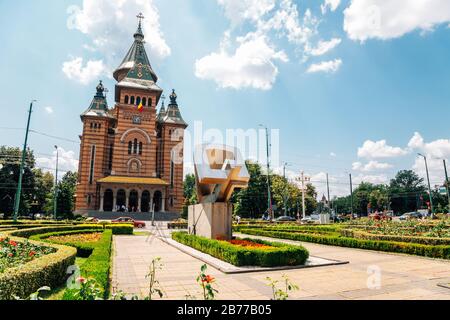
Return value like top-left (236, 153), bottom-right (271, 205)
top-left (0, 238), bottom-right (76, 300)
top-left (47, 232), bottom-right (102, 244)
top-left (0, 237), bottom-right (56, 274)
top-left (239, 228), bottom-right (450, 260)
top-left (172, 232), bottom-right (309, 267)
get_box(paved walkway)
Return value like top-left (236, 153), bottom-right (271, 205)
top-left (112, 230), bottom-right (450, 300)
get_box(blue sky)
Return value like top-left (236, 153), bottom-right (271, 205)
top-left (1, 0), bottom-right (450, 197)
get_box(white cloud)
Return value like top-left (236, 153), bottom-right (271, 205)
top-left (330, 152), bottom-right (337, 157)
top-left (64, 0), bottom-right (170, 83)
top-left (307, 59), bottom-right (342, 73)
top-left (45, 107), bottom-right (54, 114)
top-left (62, 57), bottom-right (106, 85)
top-left (352, 160), bottom-right (393, 172)
top-left (195, 34), bottom-right (288, 90)
top-left (321, 0), bottom-right (341, 14)
top-left (408, 132), bottom-right (450, 159)
top-left (357, 139), bottom-right (408, 159)
top-left (36, 148), bottom-right (79, 176)
top-left (197, 0), bottom-right (336, 89)
top-left (305, 38), bottom-right (341, 56)
top-left (344, 0), bottom-right (450, 42)
top-left (353, 173), bottom-right (389, 185)
top-left (408, 132), bottom-right (450, 185)
top-left (218, 0), bottom-right (276, 26)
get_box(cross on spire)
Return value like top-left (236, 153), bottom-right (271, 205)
top-left (137, 12), bottom-right (145, 26)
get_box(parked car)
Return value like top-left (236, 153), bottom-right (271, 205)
top-left (112, 217), bottom-right (146, 228)
top-left (399, 212), bottom-right (423, 221)
top-left (275, 216), bottom-right (297, 222)
top-left (301, 214), bottom-right (320, 223)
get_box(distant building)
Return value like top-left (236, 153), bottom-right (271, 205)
top-left (75, 18), bottom-right (187, 215)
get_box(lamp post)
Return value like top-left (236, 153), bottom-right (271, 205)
top-left (443, 159), bottom-right (450, 215)
top-left (282, 162), bottom-right (290, 217)
top-left (13, 100), bottom-right (36, 222)
top-left (418, 153), bottom-right (434, 218)
top-left (259, 125), bottom-right (272, 221)
top-left (53, 146), bottom-right (59, 220)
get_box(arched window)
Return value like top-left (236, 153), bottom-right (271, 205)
top-left (130, 96), bottom-right (135, 105)
top-left (136, 97), bottom-right (141, 106)
top-left (148, 98), bottom-right (152, 107)
top-left (139, 142), bottom-right (143, 155)
top-left (142, 97), bottom-right (147, 107)
top-left (128, 142), bottom-right (132, 155)
top-left (124, 95), bottom-right (129, 104)
top-left (133, 139), bottom-right (138, 154)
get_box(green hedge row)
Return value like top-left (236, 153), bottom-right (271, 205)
top-left (0, 238), bottom-right (77, 300)
top-left (59, 230), bottom-right (113, 300)
top-left (5, 224), bottom-right (132, 238)
top-left (239, 228), bottom-right (450, 260)
top-left (340, 229), bottom-right (450, 246)
top-left (172, 232), bottom-right (309, 267)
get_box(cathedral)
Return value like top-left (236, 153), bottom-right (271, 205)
top-left (75, 17), bottom-right (187, 215)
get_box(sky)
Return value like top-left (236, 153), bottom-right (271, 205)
top-left (0, 0), bottom-right (450, 199)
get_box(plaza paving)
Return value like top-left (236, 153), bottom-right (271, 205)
top-left (112, 227), bottom-right (450, 300)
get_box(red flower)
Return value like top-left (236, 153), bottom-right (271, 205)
top-left (202, 275), bottom-right (215, 284)
top-left (29, 251), bottom-right (36, 257)
top-left (8, 253), bottom-right (13, 257)
top-left (77, 277), bottom-right (86, 284)
top-left (9, 240), bottom-right (17, 247)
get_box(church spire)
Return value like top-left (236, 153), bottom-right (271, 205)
top-left (113, 13), bottom-right (158, 83)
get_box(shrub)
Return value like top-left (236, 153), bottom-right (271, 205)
top-left (168, 222), bottom-right (188, 230)
top-left (172, 232), bottom-right (309, 267)
top-left (62, 230), bottom-right (113, 300)
top-left (105, 224), bottom-right (133, 235)
top-left (0, 238), bottom-right (77, 300)
top-left (6, 225), bottom-right (104, 239)
top-left (239, 228), bottom-right (450, 260)
top-left (340, 228), bottom-right (450, 246)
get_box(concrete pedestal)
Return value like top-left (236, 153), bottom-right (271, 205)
top-left (188, 203), bottom-right (233, 240)
top-left (319, 214), bottom-right (330, 224)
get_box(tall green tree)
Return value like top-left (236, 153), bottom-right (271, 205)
top-left (182, 173), bottom-right (198, 219)
top-left (47, 171), bottom-right (77, 219)
top-left (389, 170), bottom-right (426, 214)
top-left (0, 146), bottom-right (36, 217)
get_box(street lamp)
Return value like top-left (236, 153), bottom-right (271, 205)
top-left (53, 146), bottom-right (59, 220)
top-left (418, 153), bottom-right (434, 219)
top-left (259, 124), bottom-right (273, 221)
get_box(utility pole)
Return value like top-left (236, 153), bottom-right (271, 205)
top-left (283, 162), bottom-right (289, 217)
top-left (13, 100), bottom-right (36, 222)
top-left (260, 125), bottom-right (272, 220)
top-left (326, 173), bottom-right (331, 213)
top-left (418, 154), bottom-right (434, 218)
top-left (349, 173), bottom-right (354, 218)
top-left (53, 146), bottom-right (59, 220)
top-left (444, 159), bottom-right (450, 215)
top-left (300, 171), bottom-right (310, 220)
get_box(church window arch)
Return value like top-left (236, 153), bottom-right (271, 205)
top-left (136, 97), bottom-right (141, 106)
top-left (124, 95), bottom-right (129, 104)
top-left (148, 98), bottom-right (152, 107)
top-left (142, 97), bottom-right (147, 107)
top-left (128, 142), bottom-right (132, 155)
top-left (133, 139), bottom-right (138, 154)
top-left (139, 142), bottom-right (143, 155)
top-left (130, 96), bottom-right (135, 105)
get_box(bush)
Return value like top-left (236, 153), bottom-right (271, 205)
top-left (168, 222), bottom-right (188, 230)
top-left (239, 228), bottom-right (450, 260)
top-left (105, 224), bottom-right (133, 235)
top-left (0, 238), bottom-right (77, 300)
top-left (172, 232), bottom-right (309, 267)
top-left (340, 228), bottom-right (450, 246)
top-left (62, 230), bottom-right (113, 300)
top-left (6, 225), bottom-right (105, 239)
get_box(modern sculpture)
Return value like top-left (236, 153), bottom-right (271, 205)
top-left (188, 144), bottom-right (250, 240)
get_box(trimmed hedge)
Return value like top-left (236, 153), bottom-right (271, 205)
top-left (105, 224), bottom-right (133, 235)
top-left (5, 224), bottom-right (132, 238)
top-left (62, 230), bottom-right (113, 300)
top-left (0, 238), bottom-right (77, 300)
top-left (172, 232), bottom-right (309, 267)
top-left (239, 228), bottom-right (450, 260)
top-left (340, 228), bottom-right (450, 246)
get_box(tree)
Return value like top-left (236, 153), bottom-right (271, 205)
top-left (182, 174), bottom-right (198, 219)
top-left (0, 146), bottom-right (36, 218)
top-left (389, 170), bottom-right (426, 214)
top-left (48, 172), bottom-right (77, 219)
top-left (31, 168), bottom-right (54, 216)
top-left (232, 162), bottom-right (269, 218)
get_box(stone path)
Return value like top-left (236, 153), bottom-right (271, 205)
top-left (112, 230), bottom-right (450, 300)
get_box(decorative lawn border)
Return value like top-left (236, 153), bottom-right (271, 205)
top-left (172, 232), bottom-right (309, 267)
top-left (239, 228), bottom-right (450, 260)
top-left (0, 237), bottom-right (77, 300)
